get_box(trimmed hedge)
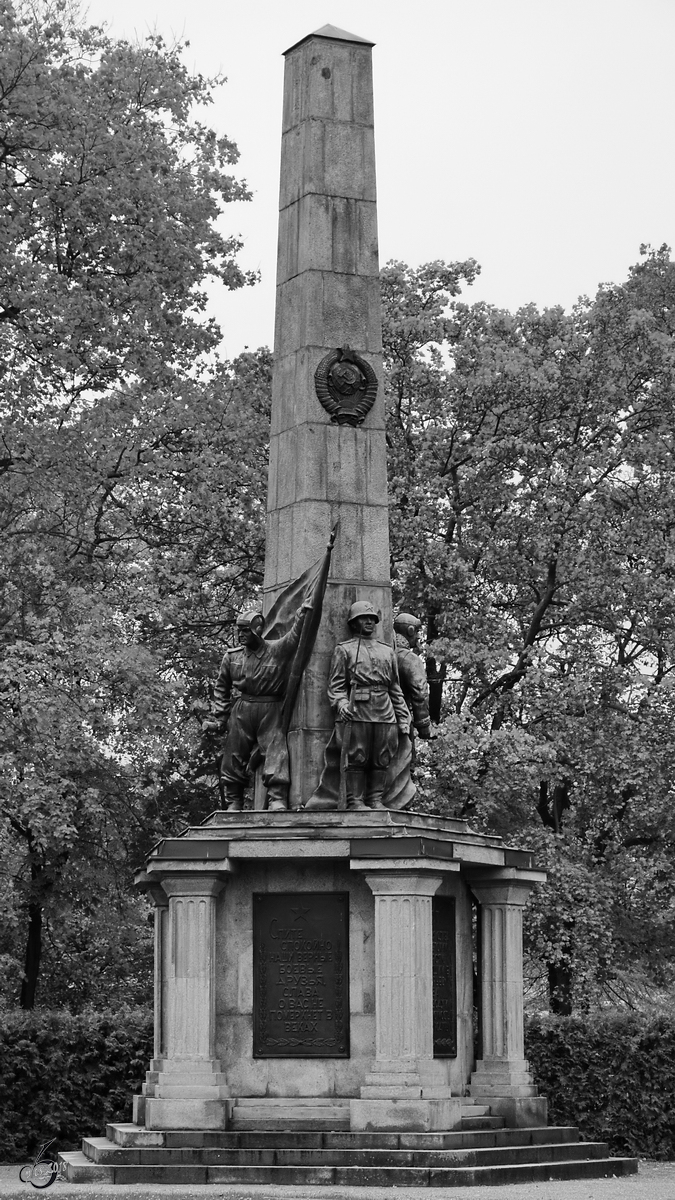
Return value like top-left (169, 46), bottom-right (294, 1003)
top-left (0, 1007), bottom-right (153, 1163)
top-left (526, 1012), bottom-right (675, 1160)
top-left (2, 1009), bottom-right (675, 1162)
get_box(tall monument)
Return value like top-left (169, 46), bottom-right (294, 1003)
top-left (60, 27), bottom-right (597, 1186)
top-left (264, 24), bottom-right (391, 808)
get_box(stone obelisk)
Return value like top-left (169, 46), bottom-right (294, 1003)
top-left (264, 25), bottom-right (391, 809)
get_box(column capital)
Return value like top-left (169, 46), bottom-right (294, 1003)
top-left (362, 871), bottom-right (445, 898)
top-left (468, 871), bottom-right (542, 908)
top-left (159, 875), bottom-right (228, 900)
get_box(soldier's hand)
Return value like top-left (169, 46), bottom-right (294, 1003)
top-left (337, 700), bottom-right (354, 722)
top-left (398, 722), bottom-right (411, 737)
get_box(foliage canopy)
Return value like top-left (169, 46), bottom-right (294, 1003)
top-left (0, 0), bottom-right (266, 1008)
top-left (384, 245), bottom-right (675, 1011)
top-left (3, 3), bottom-right (675, 1016)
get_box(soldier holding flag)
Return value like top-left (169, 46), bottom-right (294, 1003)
top-left (204, 526), bottom-right (337, 811)
top-left (204, 602), bottom-right (312, 811)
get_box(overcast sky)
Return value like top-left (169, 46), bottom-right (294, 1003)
top-left (84, 0), bottom-right (675, 359)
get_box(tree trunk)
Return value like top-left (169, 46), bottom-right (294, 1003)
top-left (20, 896), bottom-right (42, 1009)
top-left (547, 962), bottom-right (573, 1015)
top-left (425, 611), bottom-right (446, 723)
top-left (426, 658), bottom-right (446, 724)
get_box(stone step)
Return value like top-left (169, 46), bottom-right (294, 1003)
top-left (230, 1094), bottom-right (351, 1130)
top-left (460, 1115), bottom-right (505, 1129)
top-left (60, 1150), bottom-right (638, 1187)
top-left (81, 1135), bottom-right (611, 1168)
top-left (234, 1095), bottom-right (350, 1105)
top-left (231, 1106), bottom-right (351, 1130)
top-left (106, 1120), bottom-right (581, 1150)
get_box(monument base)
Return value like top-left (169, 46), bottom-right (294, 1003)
top-left (141, 1058), bottom-right (231, 1130)
top-left (144, 1098), bottom-right (230, 1130)
top-left (469, 1057), bottom-right (547, 1126)
top-left (135, 810), bottom-right (546, 1132)
top-left (471, 1095), bottom-right (548, 1128)
top-left (349, 1097), bottom-right (463, 1132)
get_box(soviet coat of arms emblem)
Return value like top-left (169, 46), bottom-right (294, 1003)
top-left (314, 346), bottom-right (378, 426)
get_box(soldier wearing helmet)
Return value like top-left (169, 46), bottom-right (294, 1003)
top-left (393, 612), bottom-right (431, 739)
top-left (204, 600), bottom-right (310, 811)
top-left (327, 599), bottom-right (411, 810)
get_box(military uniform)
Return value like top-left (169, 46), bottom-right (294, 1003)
top-left (212, 609), bottom-right (305, 808)
top-left (395, 631), bottom-right (431, 735)
top-left (328, 635), bottom-right (410, 809)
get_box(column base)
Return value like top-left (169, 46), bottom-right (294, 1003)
top-left (350, 1097), bottom-right (463, 1132)
top-left (469, 1057), bottom-right (546, 1128)
top-left (362, 1056), bottom-right (452, 1097)
top-left (143, 1057), bottom-right (230, 1128)
top-left (469, 1057), bottom-right (538, 1098)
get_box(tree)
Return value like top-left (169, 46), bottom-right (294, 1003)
top-left (0, 0), bottom-right (265, 1008)
top-left (383, 246), bottom-right (675, 1013)
top-left (1, 0), bottom-right (254, 412)
top-left (5, 39), bottom-right (675, 1020)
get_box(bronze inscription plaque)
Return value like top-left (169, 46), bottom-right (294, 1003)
top-left (253, 892), bottom-right (349, 1058)
top-left (433, 896), bottom-right (457, 1057)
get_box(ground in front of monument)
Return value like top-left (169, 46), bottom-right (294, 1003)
top-left (3, 1160), bottom-right (675, 1200)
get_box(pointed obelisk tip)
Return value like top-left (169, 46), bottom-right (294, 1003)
top-left (283, 23), bottom-right (375, 55)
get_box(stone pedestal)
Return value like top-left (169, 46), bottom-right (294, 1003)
top-left (468, 873), bottom-right (547, 1127)
top-left (142, 875), bottom-right (230, 1130)
top-left (131, 813), bottom-right (546, 1133)
top-left (350, 866), bottom-right (462, 1132)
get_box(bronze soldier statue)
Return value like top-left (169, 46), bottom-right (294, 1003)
top-left (393, 612), bottom-right (432, 740)
top-left (204, 602), bottom-right (310, 812)
top-left (328, 600), bottom-right (410, 810)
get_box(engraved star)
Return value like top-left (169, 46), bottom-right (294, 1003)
top-left (291, 905), bottom-right (309, 921)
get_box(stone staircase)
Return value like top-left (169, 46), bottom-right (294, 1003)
top-left (59, 1104), bottom-right (638, 1187)
top-left (231, 1096), bottom-right (351, 1130)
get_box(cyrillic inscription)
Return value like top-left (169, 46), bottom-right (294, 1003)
top-left (253, 892), bottom-right (349, 1058)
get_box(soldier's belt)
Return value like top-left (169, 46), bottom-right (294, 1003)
top-left (233, 692), bottom-right (283, 704)
top-left (350, 687), bottom-right (388, 701)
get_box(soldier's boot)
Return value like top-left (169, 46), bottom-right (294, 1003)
top-left (266, 786), bottom-right (288, 813)
top-left (224, 784), bottom-right (244, 812)
top-left (345, 769), bottom-right (367, 811)
top-left (366, 770), bottom-right (388, 810)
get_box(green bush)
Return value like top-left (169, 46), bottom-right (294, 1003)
top-left (0, 1007), bottom-right (153, 1163)
top-left (526, 1012), bottom-right (675, 1159)
top-left (3, 1008), bottom-right (675, 1164)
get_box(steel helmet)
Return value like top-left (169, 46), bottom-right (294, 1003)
top-left (236, 605), bottom-right (263, 628)
top-left (348, 600), bottom-right (380, 624)
top-left (394, 612), bottom-right (422, 633)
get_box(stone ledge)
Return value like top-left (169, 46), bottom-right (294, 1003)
top-left (469, 1096), bottom-right (549, 1129)
top-left (350, 1097), bottom-right (463, 1132)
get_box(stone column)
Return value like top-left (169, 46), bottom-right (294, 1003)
top-left (267, 26), bottom-right (392, 806)
top-left (350, 871), bottom-right (462, 1132)
top-left (144, 876), bottom-right (230, 1130)
top-left (132, 881), bottom-right (169, 1126)
top-left (146, 884), bottom-right (169, 1062)
top-left (468, 876), bottom-right (547, 1127)
top-left (368, 874), bottom-right (438, 1067)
